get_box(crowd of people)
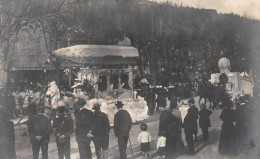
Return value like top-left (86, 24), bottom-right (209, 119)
top-left (0, 80), bottom-right (256, 159)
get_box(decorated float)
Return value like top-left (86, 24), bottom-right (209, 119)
top-left (52, 45), bottom-right (148, 125)
top-left (210, 57), bottom-right (254, 98)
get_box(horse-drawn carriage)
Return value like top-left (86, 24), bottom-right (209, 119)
top-left (52, 45), bottom-right (148, 125)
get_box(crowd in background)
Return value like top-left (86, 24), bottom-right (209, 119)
top-left (0, 79), bottom-right (257, 159)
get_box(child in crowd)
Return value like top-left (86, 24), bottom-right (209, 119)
top-left (157, 131), bottom-right (166, 159)
top-left (199, 103), bottom-right (212, 141)
top-left (138, 123), bottom-right (152, 158)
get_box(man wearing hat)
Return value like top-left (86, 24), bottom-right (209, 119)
top-left (91, 103), bottom-right (110, 159)
top-left (27, 106), bottom-right (52, 159)
top-left (114, 101), bottom-right (132, 159)
top-left (183, 98), bottom-right (198, 155)
top-left (74, 99), bottom-right (93, 159)
top-left (53, 99), bottom-right (74, 159)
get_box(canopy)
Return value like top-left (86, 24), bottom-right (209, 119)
top-left (52, 45), bottom-right (139, 65)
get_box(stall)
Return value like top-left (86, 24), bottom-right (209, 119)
top-left (53, 45), bottom-right (148, 125)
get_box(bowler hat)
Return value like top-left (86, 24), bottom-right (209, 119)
top-left (115, 101), bottom-right (124, 107)
top-left (57, 106), bottom-right (65, 113)
top-left (37, 106), bottom-right (45, 113)
top-left (76, 99), bottom-right (86, 108)
top-left (92, 103), bottom-right (101, 110)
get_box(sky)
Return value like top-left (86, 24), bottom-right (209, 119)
top-left (152, 0), bottom-right (260, 20)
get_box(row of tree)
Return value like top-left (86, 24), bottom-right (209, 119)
top-left (0, 0), bottom-right (260, 86)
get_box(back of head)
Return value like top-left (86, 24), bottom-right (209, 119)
top-left (37, 106), bottom-right (45, 114)
top-left (201, 103), bottom-right (206, 109)
top-left (140, 123), bottom-right (148, 131)
top-left (188, 98), bottom-right (195, 104)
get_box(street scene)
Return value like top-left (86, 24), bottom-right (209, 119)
top-left (1, 0), bottom-right (260, 159)
top-left (13, 97), bottom-right (258, 159)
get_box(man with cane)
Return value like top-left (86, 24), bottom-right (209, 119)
top-left (114, 101), bottom-right (132, 159)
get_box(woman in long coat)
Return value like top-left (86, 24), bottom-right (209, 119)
top-left (218, 99), bottom-right (237, 155)
top-left (159, 108), bottom-right (178, 158)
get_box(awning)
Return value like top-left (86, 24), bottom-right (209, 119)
top-left (10, 54), bottom-right (83, 71)
top-left (52, 45), bottom-right (139, 65)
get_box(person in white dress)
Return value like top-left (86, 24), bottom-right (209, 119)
top-left (178, 100), bottom-right (190, 123)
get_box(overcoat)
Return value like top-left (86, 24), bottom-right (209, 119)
top-left (114, 109), bottom-right (132, 138)
top-left (183, 105), bottom-right (198, 134)
top-left (27, 114), bottom-right (52, 144)
top-left (53, 115), bottom-right (74, 141)
top-left (74, 108), bottom-right (93, 142)
top-left (92, 110), bottom-right (110, 137)
top-left (198, 109), bottom-right (212, 128)
top-left (0, 120), bottom-right (16, 159)
top-left (218, 108), bottom-right (236, 155)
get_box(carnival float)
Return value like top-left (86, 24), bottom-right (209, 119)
top-left (52, 45), bottom-right (148, 125)
top-left (210, 57), bottom-right (254, 98)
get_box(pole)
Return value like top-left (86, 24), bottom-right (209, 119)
top-left (128, 136), bottom-right (135, 159)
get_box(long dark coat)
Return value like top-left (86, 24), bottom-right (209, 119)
top-left (218, 108), bottom-right (237, 155)
top-left (74, 108), bottom-right (93, 142)
top-left (114, 109), bottom-right (132, 138)
top-left (0, 120), bottom-right (16, 159)
top-left (53, 115), bottom-right (74, 141)
top-left (156, 87), bottom-right (167, 107)
top-left (92, 110), bottom-right (110, 137)
top-left (183, 105), bottom-right (199, 134)
top-left (159, 109), bottom-right (180, 157)
top-left (145, 90), bottom-right (156, 113)
top-left (199, 109), bottom-right (212, 128)
top-left (27, 114), bottom-right (52, 144)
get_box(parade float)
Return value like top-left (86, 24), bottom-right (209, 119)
top-left (210, 57), bottom-right (254, 98)
top-left (52, 45), bottom-right (148, 125)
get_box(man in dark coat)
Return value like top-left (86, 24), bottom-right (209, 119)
top-left (183, 98), bottom-right (198, 154)
top-left (114, 101), bottom-right (132, 159)
top-left (74, 99), bottom-right (93, 159)
top-left (198, 103), bottom-right (212, 140)
top-left (27, 106), bottom-right (52, 159)
top-left (145, 88), bottom-right (156, 115)
top-left (0, 110), bottom-right (17, 159)
top-left (91, 103), bottom-right (110, 159)
top-left (53, 100), bottom-right (74, 159)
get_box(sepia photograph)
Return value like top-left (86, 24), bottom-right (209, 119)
top-left (0, 0), bottom-right (260, 158)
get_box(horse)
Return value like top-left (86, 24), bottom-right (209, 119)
top-left (46, 81), bottom-right (60, 109)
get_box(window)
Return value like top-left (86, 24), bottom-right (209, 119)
top-left (121, 74), bottom-right (130, 89)
top-left (98, 75), bottom-right (107, 92)
top-left (111, 74), bottom-right (119, 90)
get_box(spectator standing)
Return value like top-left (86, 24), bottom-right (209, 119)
top-left (91, 103), bottom-right (110, 159)
top-left (183, 98), bottom-right (198, 155)
top-left (170, 104), bottom-right (184, 155)
top-left (74, 99), bottom-right (93, 159)
top-left (178, 100), bottom-right (189, 124)
top-left (53, 100), bottom-right (74, 159)
top-left (138, 123), bottom-right (151, 158)
top-left (218, 96), bottom-right (237, 155)
top-left (27, 106), bottom-right (52, 159)
top-left (0, 110), bottom-right (17, 159)
top-left (145, 88), bottom-right (156, 115)
top-left (114, 101), bottom-right (132, 159)
top-left (198, 103), bottom-right (212, 141)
